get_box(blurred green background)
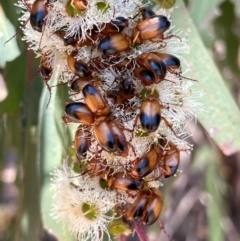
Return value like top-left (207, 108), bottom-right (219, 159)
top-left (0, 0), bottom-right (240, 241)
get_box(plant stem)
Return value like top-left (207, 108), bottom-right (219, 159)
top-left (134, 222), bottom-right (149, 241)
top-left (119, 234), bottom-right (126, 241)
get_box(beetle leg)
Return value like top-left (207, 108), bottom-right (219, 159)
top-left (45, 80), bottom-right (52, 108)
top-left (164, 34), bottom-right (182, 42)
top-left (161, 116), bottom-right (182, 140)
top-left (126, 190), bottom-right (137, 199)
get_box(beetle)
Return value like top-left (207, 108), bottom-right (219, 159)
top-left (86, 158), bottom-right (111, 178)
top-left (74, 128), bottom-right (91, 160)
top-left (65, 102), bottom-right (94, 124)
top-left (139, 96), bottom-right (179, 138)
top-left (67, 54), bottom-right (92, 78)
top-left (136, 53), bottom-right (167, 83)
top-left (140, 97), bottom-right (161, 133)
top-left (124, 188), bottom-right (163, 225)
top-left (132, 15), bottom-right (170, 44)
top-left (110, 17), bottom-right (129, 32)
top-left (93, 117), bottom-right (118, 153)
top-left (29, 0), bottom-right (49, 32)
top-left (118, 77), bottom-right (135, 102)
top-left (56, 29), bottom-right (93, 47)
top-left (134, 67), bottom-right (155, 86)
top-left (140, 8), bottom-right (156, 20)
top-left (64, 105), bottom-right (115, 152)
top-left (107, 172), bottom-right (143, 194)
top-left (64, 103), bottom-right (128, 155)
top-left (129, 145), bottom-right (163, 180)
top-left (39, 55), bottom-right (53, 84)
top-left (109, 121), bottom-right (129, 157)
top-left (37, 54), bottom-right (54, 106)
top-left (153, 52), bottom-right (180, 73)
top-left (89, 17), bottom-right (128, 42)
top-left (98, 33), bottom-right (132, 55)
top-left (160, 141), bottom-right (180, 178)
top-left (71, 80), bottom-right (111, 116)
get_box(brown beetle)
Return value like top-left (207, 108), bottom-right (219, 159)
top-left (118, 77), bottom-right (135, 102)
top-left (154, 52), bottom-right (181, 73)
top-left (107, 172), bottom-right (143, 193)
top-left (67, 54), bottom-right (92, 78)
top-left (98, 33), bottom-right (132, 55)
top-left (93, 117), bottom-right (118, 153)
top-left (39, 54), bottom-right (53, 86)
top-left (110, 17), bottom-right (129, 32)
top-left (86, 158), bottom-right (111, 178)
top-left (132, 15), bottom-right (170, 44)
top-left (134, 67), bottom-right (155, 86)
top-left (140, 8), bottom-right (156, 20)
top-left (64, 102), bottom-right (94, 124)
top-left (74, 128), bottom-right (91, 160)
top-left (110, 121), bottom-right (129, 157)
top-left (136, 52), bottom-right (167, 83)
top-left (140, 97), bottom-right (161, 133)
top-left (139, 96), bottom-right (179, 137)
top-left (71, 80), bottom-right (111, 116)
top-left (160, 141), bottom-right (180, 178)
top-left (30, 0), bottom-right (48, 32)
top-left (129, 145), bottom-right (163, 180)
top-left (56, 29), bottom-right (93, 47)
top-left (99, 17), bottom-right (129, 35)
top-left (124, 188), bottom-right (163, 225)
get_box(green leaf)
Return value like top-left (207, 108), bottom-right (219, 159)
top-left (188, 0), bottom-right (224, 26)
top-left (171, 0), bottom-right (240, 155)
top-left (39, 71), bottom-right (74, 241)
top-left (0, 50), bottom-right (27, 114)
top-left (0, 6), bottom-right (20, 68)
top-left (205, 147), bottom-right (225, 241)
top-left (192, 144), bottom-right (225, 241)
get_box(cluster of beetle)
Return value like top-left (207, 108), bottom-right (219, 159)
top-left (26, 0), bottom-right (189, 228)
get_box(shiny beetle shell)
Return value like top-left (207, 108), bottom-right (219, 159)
top-left (110, 121), bottom-right (128, 156)
top-left (130, 145), bottom-right (163, 179)
top-left (141, 8), bottom-right (156, 19)
top-left (67, 55), bottom-right (91, 78)
top-left (110, 17), bottom-right (128, 31)
top-left (74, 128), bottom-right (90, 159)
top-left (87, 159), bottom-right (109, 177)
top-left (65, 102), bottom-right (94, 124)
top-left (137, 15), bottom-right (170, 39)
top-left (143, 188), bottom-right (163, 225)
top-left (98, 33), bottom-right (132, 55)
top-left (124, 189), bottom-right (150, 221)
top-left (94, 119), bottom-right (117, 152)
top-left (108, 172), bottom-right (143, 191)
top-left (140, 98), bottom-right (161, 133)
top-left (82, 84), bottom-right (111, 115)
top-left (134, 67), bottom-right (155, 86)
top-left (136, 53), bottom-right (167, 83)
top-left (30, 0), bottom-right (48, 32)
top-left (124, 188), bottom-right (163, 225)
top-left (39, 63), bottom-right (52, 81)
top-left (163, 146), bottom-right (180, 178)
top-left (154, 52), bottom-right (181, 69)
top-left (119, 77), bottom-right (135, 100)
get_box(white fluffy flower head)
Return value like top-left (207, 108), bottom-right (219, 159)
top-left (51, 161), bottom-right (122, 241)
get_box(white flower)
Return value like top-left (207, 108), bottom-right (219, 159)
top-left (51, 161), bottom-right (125, 241)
